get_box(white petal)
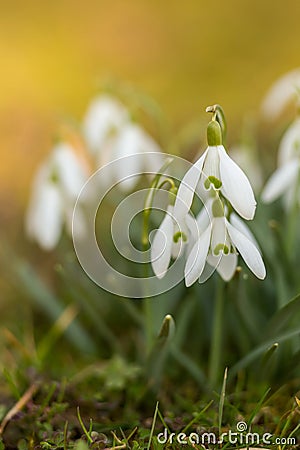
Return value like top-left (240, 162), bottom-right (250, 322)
top-left (196, 198), bottom-right (214, 232)
top-left (229, 212), bottom-right (259, 248)
top-left (278, 118), bottom-right (300, 166)
top-left (261, 68), bottom-right (300, 121)
top-left (150, 208), bottom-right (174, 279)
top-left (218, 145), bottom-right (257, 220)
top-left (184, 212), bottom-right (198, 239)
top-left (207, 253), bottom-right (238, 282)
top-left (112, 124), bottom-right (144, 191)
top-left (26, 182), bottom-right (63, 250)
top-left (227, 221), bottom-right (266, 279)
top-left (196, 207), bottom-right (210, 234)
top-left (82, 95), bottom-right (129, 153)
top-left (261, 159), bottom-right (299, 203)
top-left (211, 216), bottom-right (228, 255)
top-left (173, 149), bottom-right (208, 220)
top-left (184, 225), bottom-right (211, 287)
top-left (171, 215), bottom-right (189, 259)
top-left (183, 213), bottom-right (201, 256)
top-left (198, 261), bottom-right (219, 283)
top-left (201, 145), bottom-right (221, 190)
top-left (52, 144), bottom-right (87, 199)
top-left (185, 199), bottom-right (213, 259)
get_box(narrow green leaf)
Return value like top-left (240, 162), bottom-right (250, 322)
top-left (230, 326), bottom-right (300, 377)
top-left (218, 367), bottom-right (228, 435)
top-left (147, 401), bottom-right (159, 450)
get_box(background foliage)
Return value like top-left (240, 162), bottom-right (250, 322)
top-left (1, 1), bottom-right (300, 448)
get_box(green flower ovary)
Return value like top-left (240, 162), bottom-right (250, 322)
top-left (173, 231), bottom-right (187, 243)
top-left (207, 120), bottom-right (222, 146)
top-left (204, 175), bottom-right (222, 190)
top-left (213, 243), bottom-right (230, 255)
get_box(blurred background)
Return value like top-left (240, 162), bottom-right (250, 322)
top-left (1, 0), bottom-right (300, 217)
top-left (1, 2), bottom-right (300, 443)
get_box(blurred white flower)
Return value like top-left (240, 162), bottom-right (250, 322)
top-left (150, 205), bottom-right (197, 279)
top-left (101, 122), bottom-right (164, 191)
top-left (185, 201), bottom-right (266, 286)
top-left (26, 173), bottom-right (63, 251)
top-left (83, 95), bottom-right (163, 191)
top-left (26, 143), bottom-right (88, 250)
top-left (173, 141), bottom-right (257, 221)
top-left (82, 95), bottom-right (129, 156)
top-left (261, 118), bottom-right (300, 206)
top-left (261, 68), bottom-right (300, 121)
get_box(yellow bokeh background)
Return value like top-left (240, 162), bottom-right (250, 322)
top-left (1, 0), bottom-right (300, 213)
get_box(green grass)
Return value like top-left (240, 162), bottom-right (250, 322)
top-left (1, 85), bottom-right (300, 449)
top-left (0, 365), bottom-right (299, 448)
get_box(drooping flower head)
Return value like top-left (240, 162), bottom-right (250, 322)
top-left (171, 105), bottom-right (265, 284)
top-left (261, 117), bottom-right (300, 207)
top-left (185, 197), bottom-right (266, 285)
top-left (26, 143), bottom-right (89, 250)
top-left (150, 204), bottom-right (197, 279)
top-left (82, 95), bottom-right (129, 156)
top-left (82, 94), bottom-right (163, 191)
top-left (261, 68), bottom-right (300, 121)
top-left (173, 114), bottom-right (257, 222)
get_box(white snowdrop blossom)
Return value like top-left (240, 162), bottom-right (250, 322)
top-left (173, 121), bottom-right (257, 221)
top-left (82, 95), bottom-right (129, 155)
top-left (261, 68), bottom-right (300, 121)
top-left (82, 95), bottom-right (163, 191)
top-left (96, 122), bottom-right (164, 191)
top-left (26, 143), bottom-right (88, 250)
top-left (261, 117), bottom-right (300, 207)
top-left (185, 199), bottom-right (266, 286)
top-left (150, 205), bottom-right (197, 279)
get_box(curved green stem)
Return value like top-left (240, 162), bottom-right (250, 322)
top-left (141, 157), bottom-right (174, 354)
top-left (206, 104), bottom-right (227, 143)
top-left (208, 278), bottom-right (225, 388)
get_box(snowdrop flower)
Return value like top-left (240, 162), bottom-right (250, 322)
top-left (185, 198), bottom-right (266, 285)
top-left (82, 95), bottom-right (129, 156)
top-left (173, 120), bottom-right (257, 221)
top-left (26, 143), bottom-right (88, 250)
top-left (261, 117), bottom-right (300, 206)
top-left (150, 205), bottom-right (197, 279)
top-left (101, 122), bottom-right (164, 191)
top-left (261, 68), bottom-right (300, 121)
top-left (83, 95), bottom-right (163, 191)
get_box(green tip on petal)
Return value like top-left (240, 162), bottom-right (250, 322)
top-left (213, 243), bottom-right (230, 255)
top-left (207, 120), bottom-right (222, 146)
top-left (173, 231), bottom-right (187, 243)
top-left (204, 175), bottom-right (222, 190)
